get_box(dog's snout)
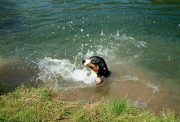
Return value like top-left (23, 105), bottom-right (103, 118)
top-left (82, 60), bottom-right (85, 64)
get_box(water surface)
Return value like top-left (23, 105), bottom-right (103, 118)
top-left (1, 0), bottom-right (180, 114)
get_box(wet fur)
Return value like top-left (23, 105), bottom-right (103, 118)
top-left (82, 56), bottom-right (111, 85)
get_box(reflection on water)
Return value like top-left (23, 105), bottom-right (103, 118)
top-left (0, 0), bottom-right (180, 114)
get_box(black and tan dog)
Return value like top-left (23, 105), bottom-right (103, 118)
top-left (82, 56), bottom-right (111, 85)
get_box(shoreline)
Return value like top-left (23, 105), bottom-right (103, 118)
top-left (0, 84), bottom-right (179, 121)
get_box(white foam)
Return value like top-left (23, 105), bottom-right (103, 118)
top-left (116, 30), bottom-right (120, 36)
top-left (119, 75), bottom-right (159, 93)
top-left (146, 82), bottom-right (159, 93)
top-left (120, 75), bottom-right (139, 81)
top-left (101, 30), bottom-right (104, 36)
top-left (81, 29), bottom-right (83, 32)
top-left (36, 57), bottom-right (94, 87)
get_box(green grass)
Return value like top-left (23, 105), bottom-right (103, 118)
top-left (0, 85), bottom-right (179, 122)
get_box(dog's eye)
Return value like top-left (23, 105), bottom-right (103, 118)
top-left (91, 58), bottom-right (96, 63)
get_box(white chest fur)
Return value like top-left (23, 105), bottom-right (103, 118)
top-left (90, 70), bottom-right (97, 79)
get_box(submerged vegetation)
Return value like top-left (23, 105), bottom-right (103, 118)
top-left (0, 85), bottom-right (179, 122)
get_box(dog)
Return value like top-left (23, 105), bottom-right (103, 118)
top-left (82, 56), bottom-right (111, 86)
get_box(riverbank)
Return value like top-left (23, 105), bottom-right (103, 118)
top-left (0, 84), bottom-right (179, 122)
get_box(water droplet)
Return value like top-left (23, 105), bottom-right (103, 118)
top-left (116, 30), bottom-right (119, 36)
top-left (101, 31), bottom-right (104, 36)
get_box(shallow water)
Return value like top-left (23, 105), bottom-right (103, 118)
top-left (1, 0), bottom-right (180, 114)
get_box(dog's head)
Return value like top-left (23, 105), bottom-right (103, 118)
top-left (82, 56), bottom-right (110, 78)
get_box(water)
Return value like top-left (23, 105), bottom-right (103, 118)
top-left (1, 0), bottom-right (180, 114)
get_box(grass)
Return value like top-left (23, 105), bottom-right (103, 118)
top-left (0, 85), bottom-right (179, 122)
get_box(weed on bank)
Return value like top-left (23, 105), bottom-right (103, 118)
top-left (0, 85), bottom-right (179, 122)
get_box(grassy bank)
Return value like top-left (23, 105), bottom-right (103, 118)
top-left (0, 85), bottom-right (179, 122)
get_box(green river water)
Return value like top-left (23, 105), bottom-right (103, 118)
top-left (1, 0), bottom-right (180, 114)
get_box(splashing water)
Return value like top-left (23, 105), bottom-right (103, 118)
top-left (35, 33), bottom-right (148, 91)
top-left (36, 57), bottom-right (95, 88)
top-left (35, 43), bottom-right (118, 90)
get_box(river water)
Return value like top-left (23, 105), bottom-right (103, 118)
top-left (1, 0), bottom-right (180, 114)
